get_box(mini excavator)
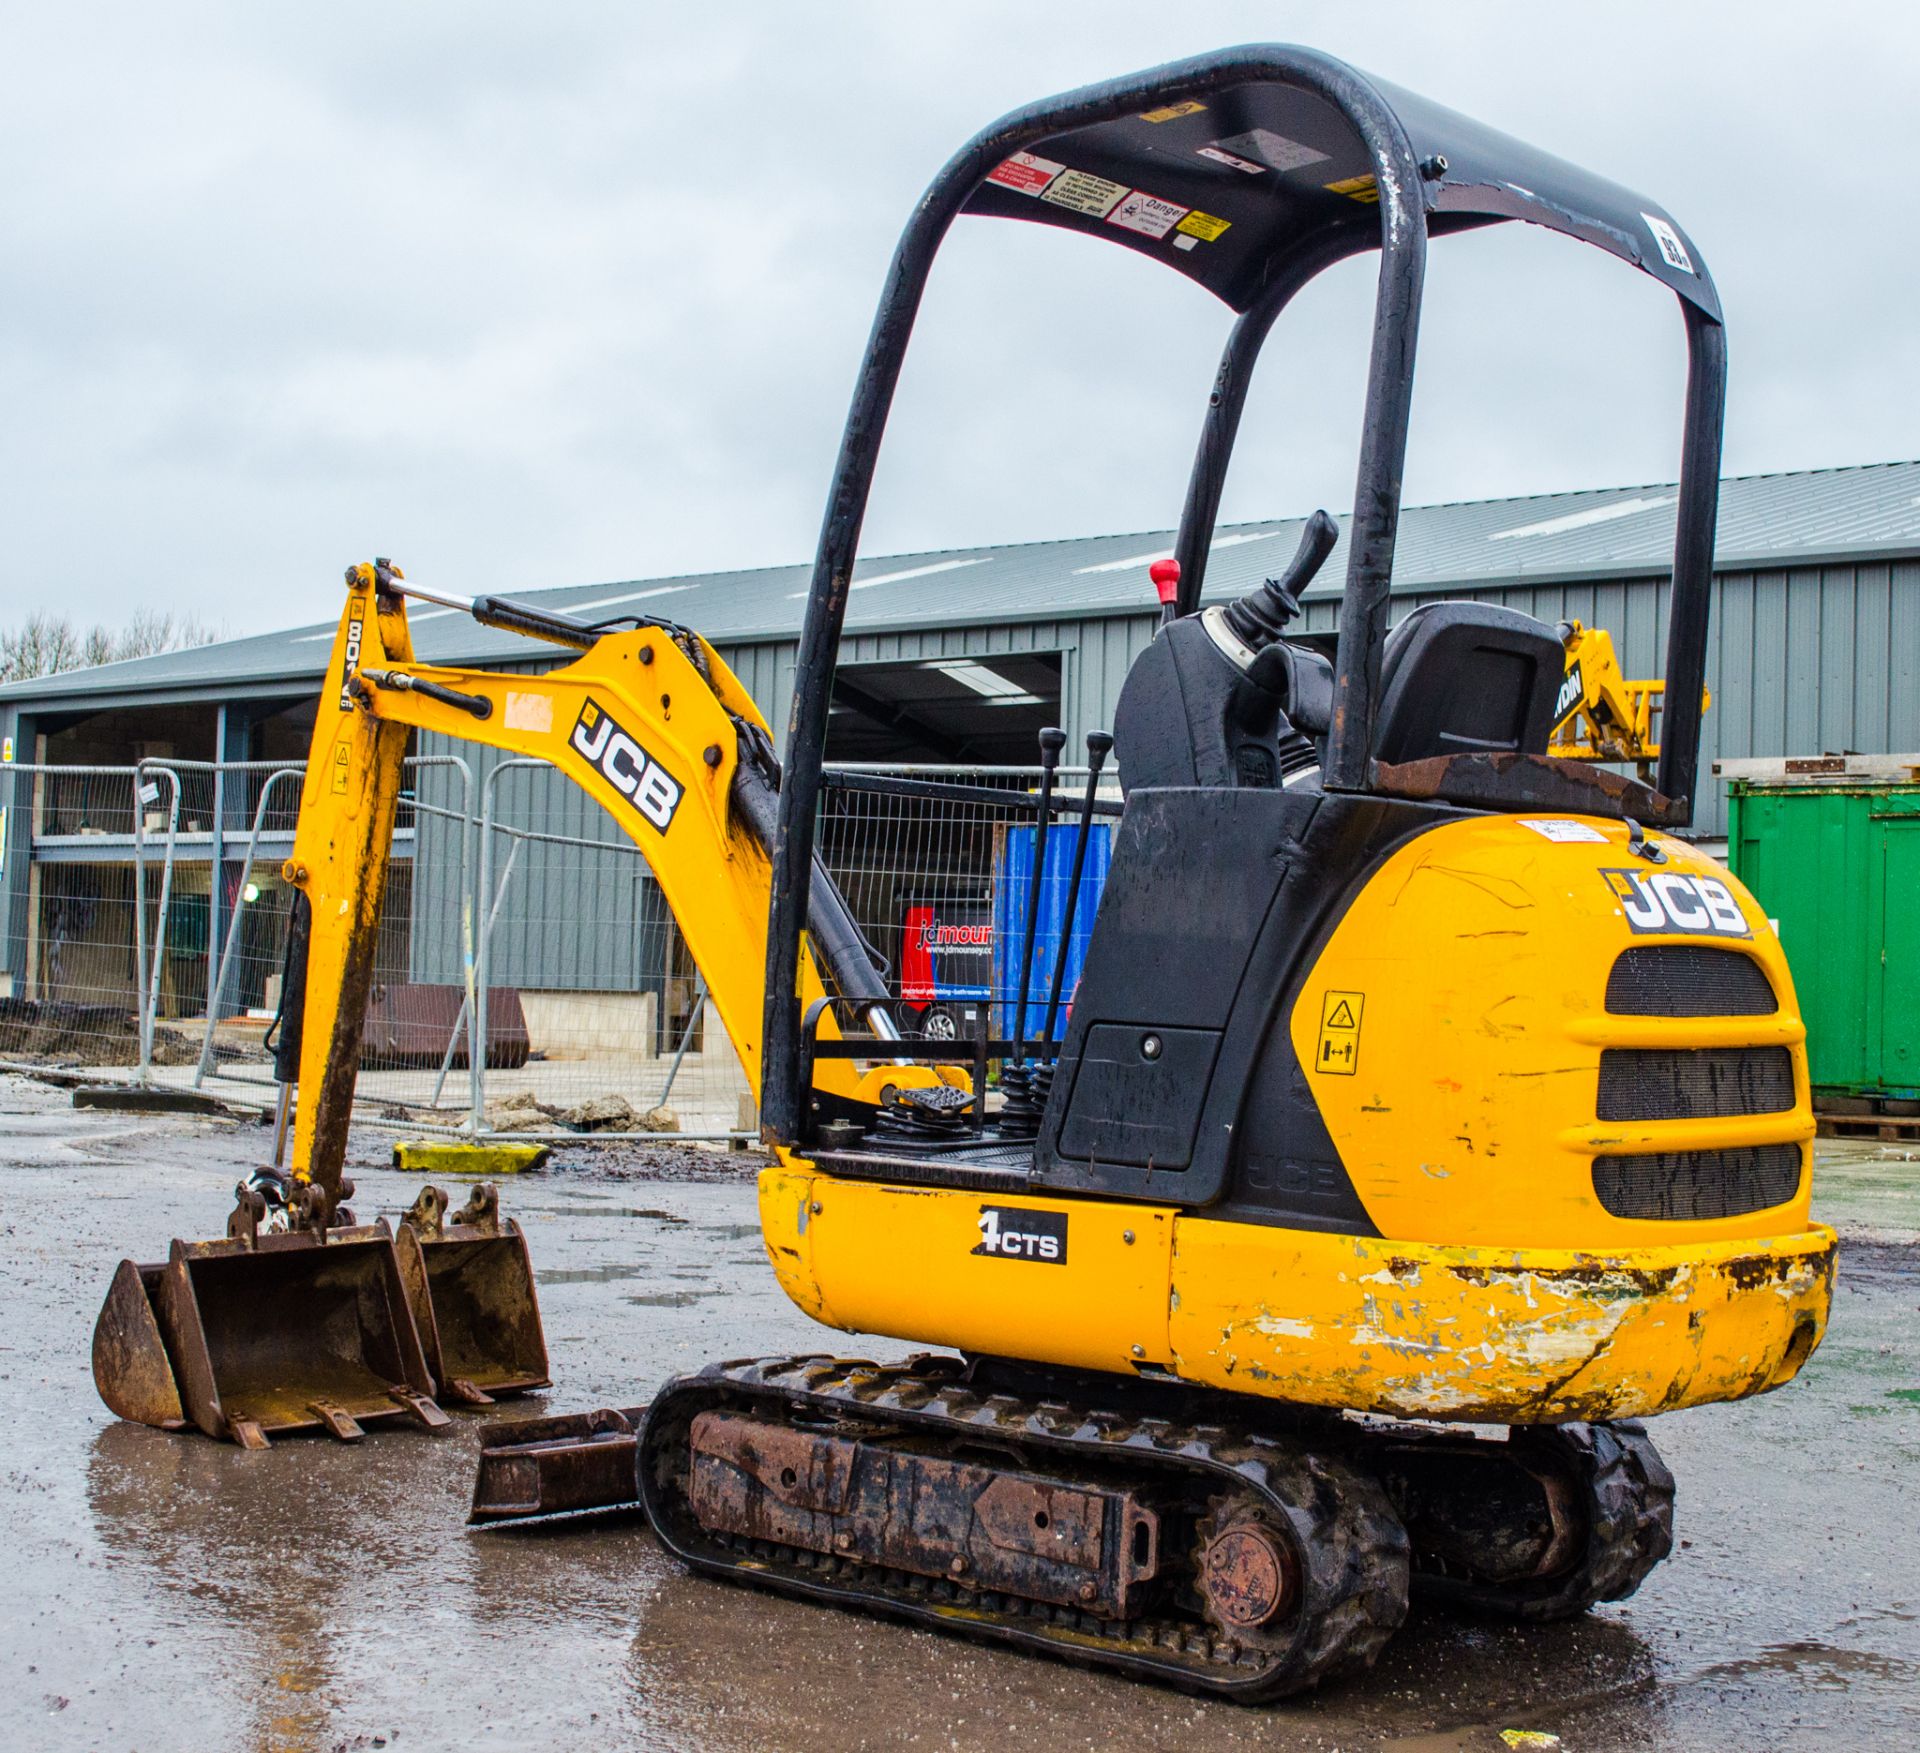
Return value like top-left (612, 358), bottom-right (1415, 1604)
top-left (95, 47), bottom-right (1833, 1702)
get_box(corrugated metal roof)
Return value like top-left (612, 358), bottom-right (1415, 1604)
top-left (8, 458), bottom-right (1920, 706)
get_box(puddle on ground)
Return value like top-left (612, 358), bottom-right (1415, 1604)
top-left (539, 1204), bottom-right (689, 1222)
top-left (624, 1289), bottom-right (721, 1308)
top-left (538, 1262), bottom-right (651, 1286)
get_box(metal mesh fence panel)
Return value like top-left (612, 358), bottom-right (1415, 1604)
top-left (1, 753), bottom-right (1115, 1141)
top-left (815, 765), bottom-right (1113, 1048)
top-left (470, 757), bottom-right (752, 1140)
top-left (0, 763), bottom-right (181, 1073)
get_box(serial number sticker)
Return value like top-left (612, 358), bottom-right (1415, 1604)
top-left (1519, 818), bottom-right (1608, 844)
top-left (1197, 145), bottom-right (1265, 175)
top-left (972, 1204), bottom-right (1067, 1265)
top-left (1107, 190), bottom-right (1189, 239)
top-left (1642, 212), bottom-right (1695, 275)
top-left (1601, 869), bottom-right (1750, 938)
top-left (1324, 173), bottom-right (1380, 204)
top-left (1141, 100), bottom-right (1206, 122)
top-left (1040, 168), bottom-right (1130, 218)
top-left (1211, 128), bottom-right (1330, 173)
top-left (985, 151), bottom-right (1065, 197)
top-left (1175, 209), bottom-right (1231, 242)
top-left (1315, 990), bottom-right (1365, 1077)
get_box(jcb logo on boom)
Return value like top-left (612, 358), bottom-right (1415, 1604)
top-left (1601, 868), bottom-right (1750, 938)
top-left (570, 700), bottom-right (684, 833)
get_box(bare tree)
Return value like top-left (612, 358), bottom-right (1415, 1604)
top-left (1, 609), bottom-right (220, 684)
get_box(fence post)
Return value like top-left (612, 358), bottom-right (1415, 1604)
top-left (194, 766), bottom-right (303, 1088)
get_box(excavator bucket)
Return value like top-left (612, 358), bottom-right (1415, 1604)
top-left (91, 1208), bottom-right (449, 1448)
top-left (394, 1184), bottom-right (550, 1407)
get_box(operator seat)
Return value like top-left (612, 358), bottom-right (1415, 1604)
top-left (1371, 602), bottom-right (1562, 764)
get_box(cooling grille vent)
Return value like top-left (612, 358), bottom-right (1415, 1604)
top-left (1592, 1145), bottom-right (1802, 1221)
top-left (1597, 1047), bottom-right (1795, 1123)
top-left (1605, 947), bottom-right (1776, 1017)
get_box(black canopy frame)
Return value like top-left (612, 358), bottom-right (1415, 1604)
top-left (761, 45), bottom-right (1727, 1143)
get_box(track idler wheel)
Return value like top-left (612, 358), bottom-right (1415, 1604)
top-left (1382, 1419), bottom-right (1676, 1621)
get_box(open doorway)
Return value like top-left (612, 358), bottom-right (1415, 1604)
top-left (824, 652), bottom-right (1062, 764)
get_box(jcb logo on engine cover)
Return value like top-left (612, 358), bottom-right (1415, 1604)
top-left (1601, 869), bottom-right (1750, 938)
top-left (1553, 661), bottom-right (1583, 727)
top-left (972, 1204), bottom-right (1066, 1265)
top-left (570, 700), bottom-right (684, 833)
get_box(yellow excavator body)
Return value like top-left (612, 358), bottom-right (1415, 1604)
top-left (759, 814), bottom-right (1831, 1424)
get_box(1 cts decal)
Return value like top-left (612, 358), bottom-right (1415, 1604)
top-left (972, 1205), bottom-right (1067, 1265)
top-left (570, 700), bottom-right (684, 833)
top-left (338, 597), bottom-right (366, 710)
top-left (1602, 869), bottom-right (1750, 937)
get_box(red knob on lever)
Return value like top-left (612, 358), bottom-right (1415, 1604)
top-left (1149, 557), bottom-right (1181, 627)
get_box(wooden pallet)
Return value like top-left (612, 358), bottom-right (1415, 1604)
top-left (1816, 1109), bottom-right (1920, 1143)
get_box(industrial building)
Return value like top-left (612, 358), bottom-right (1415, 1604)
top-left (3, 458), bottom-right (1917, 1042)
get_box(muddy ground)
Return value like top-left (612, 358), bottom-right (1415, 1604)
top-left (1, 1070), bottom-right (1915, 1751)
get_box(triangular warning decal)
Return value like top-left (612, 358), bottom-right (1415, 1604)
top-left (1327, 999), bottom-right (1356, 1029)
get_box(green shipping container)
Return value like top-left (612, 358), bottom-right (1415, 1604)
top-left (1727, 781), bottom-right (1920, 1101)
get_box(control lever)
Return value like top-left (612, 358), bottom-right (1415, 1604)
top-left (1221, 509), bottom-right (1339, 651)
top-left (1039, 731), bottom-right (1113, 1055)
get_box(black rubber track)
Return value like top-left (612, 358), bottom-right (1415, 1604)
top-left (638, 1354), bottom-right (1411, 1702)
top-left (1404, 1419), bottom-right (1676, 1621)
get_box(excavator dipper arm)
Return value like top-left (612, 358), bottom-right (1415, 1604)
top-left (280, 562), bottom-right (908, 1215)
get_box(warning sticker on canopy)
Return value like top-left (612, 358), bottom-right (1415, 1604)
top-left (1107, 190), bottom-right (1189, 240)
top-left (1040, 168), bottom-right (1130, 219)
top-left (1175, 209), bottom-right (1231, 242)
top-left (1212, 128), bottom-right (1330, 174)
top-left (1324, 173), bottom-right (1380, 204)
top-left (986, 151), bottom-right (1065, 197)
top-left (1141, 100), bottom-right (1206, 123)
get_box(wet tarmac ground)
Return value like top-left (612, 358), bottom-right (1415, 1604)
top-left (2, 1071), bottom-right (1916, 1751)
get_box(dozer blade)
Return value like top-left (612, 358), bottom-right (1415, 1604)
top-left (92, 1219), bottom-right (449, 1447)
top-left (395, 1183), bottom-right (550, 1409)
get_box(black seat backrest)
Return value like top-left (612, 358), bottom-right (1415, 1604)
top-left (1373, 602), bottom-right (1562, 765)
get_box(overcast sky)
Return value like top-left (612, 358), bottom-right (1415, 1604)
top-left (4, 3), bottom-right (1916, 638)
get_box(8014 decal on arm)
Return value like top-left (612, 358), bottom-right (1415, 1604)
top-left (1601, 868), bottom-right (1750, 937)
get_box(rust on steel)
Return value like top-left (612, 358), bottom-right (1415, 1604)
top-left (686, 1409), bottom-right (1162, 1619)
top-left (469, 1406), bottom-right (649, 1523)
top-left (1199, 1522), bottom-right (1296, 1629)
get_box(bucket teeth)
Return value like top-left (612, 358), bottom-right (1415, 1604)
top-left (94, 1180), bottom-right (545, 1444)
top-left (308, 1399), bottom-right (366, 1442)
top-left (391, 1387), bottom-right (453, 1430)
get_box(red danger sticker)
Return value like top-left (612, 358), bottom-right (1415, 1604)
top-left (986, 151), bottom-right (1064, 197)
